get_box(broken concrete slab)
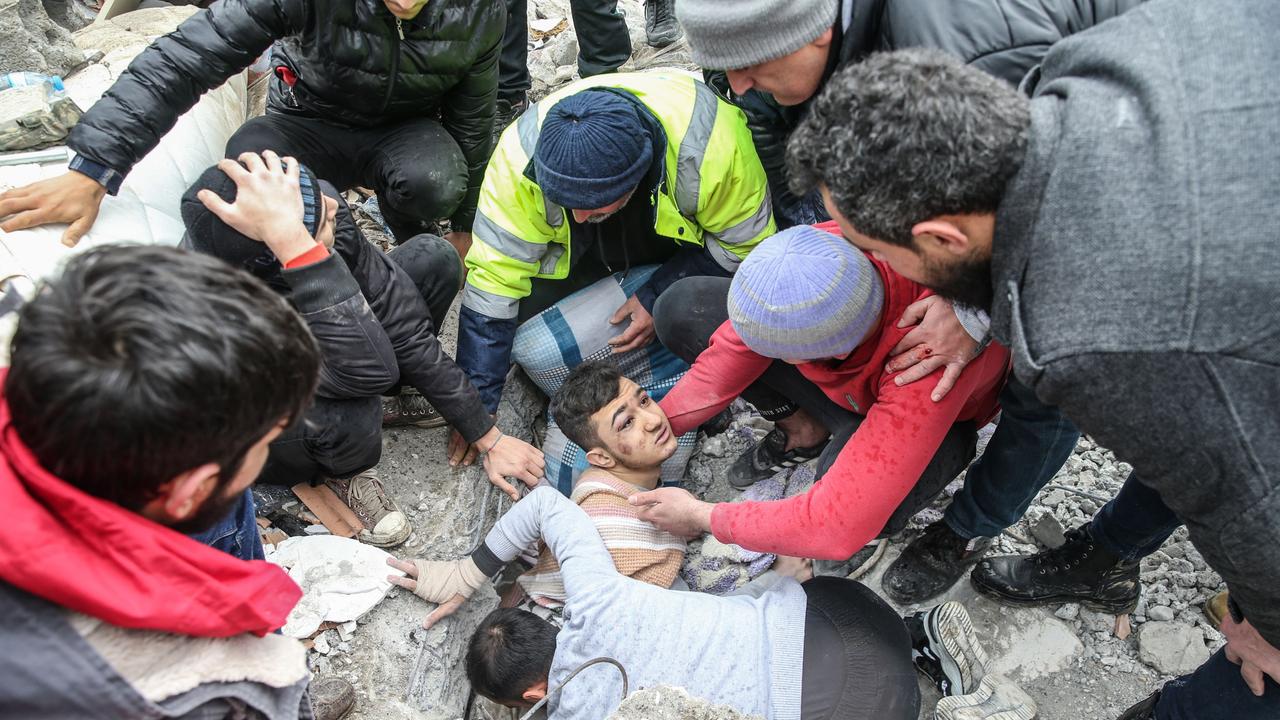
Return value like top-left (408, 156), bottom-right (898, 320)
top-left (0, 0), bottom-right (85, 76)
top-left (1137, 621), bottom-right (1210, 676)
top-left (608, 685), bottom-right (763, 720)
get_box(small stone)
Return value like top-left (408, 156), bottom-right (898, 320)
top-left (417, 502), bottom-right (429, 511)
top-left (410, 627), bottom-right (427, 644)
top-left (1149, 606), bottom-right (1175, 622)
top-left (1101, 656), bottom-right (1117, 666)
top-left (338, 642), bottom-right (352, 653)
top-left (1042, 490), bottom-right (1067, 507)
top-left (304, 524), bottom-right (331, 535)
top-left (313, 633), bottom-right (331, 655)
top-left (339, 620), bottom-right (358, 641)
top-left (1030, 514), bottom-right (1067, 549)
top-left (1055, 603), bottom-right (1080, 621)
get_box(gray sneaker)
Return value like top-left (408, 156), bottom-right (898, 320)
top-left (934, 674), bottom-right (1037, 720)
top-left (325, 468), bottom-right (411, 548)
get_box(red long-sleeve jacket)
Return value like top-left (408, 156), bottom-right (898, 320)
top-left (659, 254), bottom-right (1010, 560)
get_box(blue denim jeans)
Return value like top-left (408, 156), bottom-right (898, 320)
top-left (1089, 471), bottom-right (1182, 561)
top-left (1156, 649), bottom-right (1280, 719)
top-left (945, 376), bottom-right (1081, 539)
top-left (188, 488), bottom-right (264, 562)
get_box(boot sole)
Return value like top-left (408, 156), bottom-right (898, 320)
top-left (935, 674), bottom-right (1037, 720)
top-left (382, 417), bottom-right (448, 430)
top-left (927, 601), bottom-right (990, 696)
top-left (969, 572), bottom-right (1138, 615)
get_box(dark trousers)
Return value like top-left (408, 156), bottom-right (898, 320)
top-left (654, 276), bottom-right (977, 539)
top-left (800, 577), bottom-right (920, 720)
top-left (188, 488), bottom-right (264, 562)
top-left (1087, 475), bottom-right (1279, 718)
top-left (944, 376), bottom-right (1081, 539)
top-left (225, 112), bottom-right (468, 243)
top-left (499, 0), bottom-right (631, 101)
top-left (258, 234), bottom-right (461, 486)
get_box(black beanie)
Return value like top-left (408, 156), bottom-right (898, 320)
top-left (180, 161), bottom-right (324, 268)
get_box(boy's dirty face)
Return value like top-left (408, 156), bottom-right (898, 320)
top-left (589, 377), bottom-right (677, 470)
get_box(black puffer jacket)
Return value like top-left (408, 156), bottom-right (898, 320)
top-left (274, 189), bottom-right (493, 444)
top-left (706, 0), bottom-right (1144, 227)
top-left (69, 0), bottom-right (504, 231)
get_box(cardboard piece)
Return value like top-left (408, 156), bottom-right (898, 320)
top-left (291, 483), bottom-right (362, 538)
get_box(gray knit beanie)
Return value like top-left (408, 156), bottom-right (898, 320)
top-left (728, 225), bottom-right (884, 360)
top-left (677, 0), bottom-right (837, 70)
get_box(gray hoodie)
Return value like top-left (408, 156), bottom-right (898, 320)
top-left (479, 487), bottom-right (807, 719)
top-left (989, 0), bottom-right (1280, 646)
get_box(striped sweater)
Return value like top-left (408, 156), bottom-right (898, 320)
top-left (517, 471), bottom-right (686, 607)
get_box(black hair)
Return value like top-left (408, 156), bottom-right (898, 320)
top-left (466, 608), bottom-right (558, 705)
top-left (548, 360), bottom-right (624, 452)
top-left (787, 48), bottom-right (1030, 247)
top-left (5, 245), bottom-right (320, 509)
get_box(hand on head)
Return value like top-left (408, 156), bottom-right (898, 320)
top-left (196, 151), bottom-right (319, 263)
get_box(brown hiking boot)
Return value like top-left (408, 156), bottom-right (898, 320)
top-left (382, 390), bottom-right (447, 429)
top-left (324, 468), bottom-right (411, 548)
top-left (309, 676), bottom-right (356, 720)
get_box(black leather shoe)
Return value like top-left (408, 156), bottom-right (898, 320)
top-left (1117, 690), bottom-right (1159, 719)
top-left (971, 524), bottom-right (1141, 614)
top-left (882, 519), bottom-right (992, 605)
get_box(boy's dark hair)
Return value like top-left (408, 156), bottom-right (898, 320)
top-left (466, 608), bottom-right (558, 704)
top-left (5, 245), bottom-right (320, 510)
top-left (787, 48), bottom-right (1030, 247)
top-left (549, 360), bottom-right (623, 451)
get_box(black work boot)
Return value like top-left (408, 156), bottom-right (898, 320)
top-left (1117, 690), bottom-right (1159, 719)
top-left (644, 0), bottom-right (682, 48)
top-left (882, 519), bottom-right (992, 605)
top-left (310, 676), bottom-right (357, 720)
top-left (970, 524), bottom-right (1141, 614)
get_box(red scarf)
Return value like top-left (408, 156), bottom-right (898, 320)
top-left (0, 393), bottom-right (301, 637)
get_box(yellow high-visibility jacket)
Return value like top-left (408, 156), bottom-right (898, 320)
top-left (462, 72), bottom-right (775, 321)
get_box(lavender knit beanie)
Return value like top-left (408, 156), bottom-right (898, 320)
top-left (677, 0), bottom-right (837, 70)
top-left (728, 226), bottom-right (883, 360)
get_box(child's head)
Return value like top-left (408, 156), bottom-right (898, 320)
top-left (550, 361), bottom-right (677, 472)
top-left (466, 608), bottom-right (557, 708)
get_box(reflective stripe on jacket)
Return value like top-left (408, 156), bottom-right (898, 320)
top-left (463, 72), bottom-right (775, 321)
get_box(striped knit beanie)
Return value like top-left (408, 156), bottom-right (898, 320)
top-left (728, 225), bottom-right (883, 360)
top-left (181, 160), bottom-right (324, 268)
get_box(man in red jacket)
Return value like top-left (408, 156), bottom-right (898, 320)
top-left (0, 245), bottom-right (350, 718)
top-left (633, 224), bottom-right (1008, 565)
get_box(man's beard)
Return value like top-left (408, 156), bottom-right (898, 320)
top-left (584, 208), bottom-right (619, 224)
top-left (169, 483), bottom-right (247, 535)
top-left (921, 249), bottom-right (994, 311)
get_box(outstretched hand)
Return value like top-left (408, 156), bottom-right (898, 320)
top-left (630, 487), bottom-right (714, 539)
top-left (885, 295), bottom-right (980, 402)
top-left (386, 556), bottom-right (471, 629)
top-left (0, 171), bottom-right (107, 247)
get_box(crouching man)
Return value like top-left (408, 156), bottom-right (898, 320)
top-left (0, 246), bottom-right (351, 718)
top-left (402, 486), bottom-right (921, 718)
top-left (183, 152), bottom-right (546, 550)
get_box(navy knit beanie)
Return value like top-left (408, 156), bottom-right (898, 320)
top-left (535, 91), bottom-right (653, 210)
top-left (180, 161), bottom-right (324, 268)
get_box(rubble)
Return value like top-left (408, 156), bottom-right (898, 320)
top-left (0, 0), bottom-right (85, 77)
top-left (608, 685), bottom-right (763, 720)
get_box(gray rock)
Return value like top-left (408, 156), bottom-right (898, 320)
top-left (1148, 606), bottom-right (1175, 622)
top-left (608, 685), bottom-right (762, 720)
top-left (1055, 603), bottom-right (1081, 621)
top-left (1138, 622), bottom-right (1210, 676)
top-left (0, 0), bottom-right (84, 76)
top-left (1031, 513), bottom-right (1067, 549)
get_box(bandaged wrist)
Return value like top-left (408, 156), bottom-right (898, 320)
top-left (411, 557), bottom-right (488, 603)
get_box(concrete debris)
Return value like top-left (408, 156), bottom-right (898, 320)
top-left (0, 0), bottom-right (85, 76)
top-left (1137, 622), bottom-right (1210, 676)
top-left (1029, 512), bottom-right (1067, 549)
top-left (608, 685), bottom-right (763, 720)
top-left (1148, 605), bottom-right (1175, 622)
top-left (267, 535), bottom-right (407, 638)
